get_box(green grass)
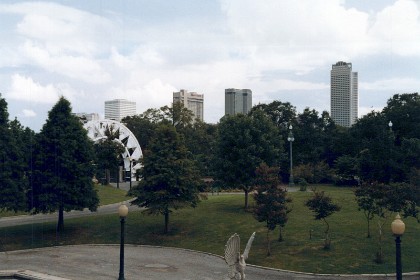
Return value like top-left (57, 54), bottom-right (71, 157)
top-left (95, 184), bottom-right (130, 205)
top-left (0, 184), bottom-right (128, 218)
top-left (0, 186), bottom-right (419, 274)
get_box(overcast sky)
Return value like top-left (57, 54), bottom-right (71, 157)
top-left (1, 0), bottom-right (419, 131)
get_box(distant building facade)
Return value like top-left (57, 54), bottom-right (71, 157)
top-left (225, 88), bottom-right (252, 116)
top-left (104, 99), bottom-right (136, 122)
top-left (330, 61), bottom-right (358, 127)
top-left (173, 89), bottom-right (204, 122)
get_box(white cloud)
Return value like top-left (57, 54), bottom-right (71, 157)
top-left (360, 77), bottom-right (420, 91)
top-left (22, 109), bottom-right (36, 117)
top-left (6, 74), bottom-right (76, 104)
top-left (369, 0), bottom-right (420, 56)
top-left (21, 40), bottom-right (110, 84)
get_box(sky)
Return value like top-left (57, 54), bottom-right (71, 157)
top-left (1, 0), bottom-right (419, 131)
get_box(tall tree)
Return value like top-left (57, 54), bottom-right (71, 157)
top-left (382, 93), bottom-right (420, 141)
top-left (253, 163), bottom-right (291, 256)
top-left (0, 95), bottom-right (28, 212)
top-left (129, 124), bottom-right (202, 234)
top-left (305, 190), bottom-right (341, 249)
top-left (216, 111), bottom-right (282, 208)
top-left (29, 97), bottom-right (99, 231)
top-left (94, 124), bottom-right (125, 185)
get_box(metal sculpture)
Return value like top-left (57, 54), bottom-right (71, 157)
top-left (224, 232), bottom-right (256, 280)
top-left (83, 120), bottom-right (142, 179)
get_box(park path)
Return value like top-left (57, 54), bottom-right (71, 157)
top-left (1, 244), bottom-right (419, 280)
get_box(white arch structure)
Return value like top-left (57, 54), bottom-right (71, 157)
top-left (83, 120), bottom-right (143, 179)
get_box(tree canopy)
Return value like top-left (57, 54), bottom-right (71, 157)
top-left (129, 124), bottom-right (203, 233)
top-left (29, 97), bottom-right (99, 231)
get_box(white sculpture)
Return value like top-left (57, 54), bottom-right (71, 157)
top-left (224, 232), bottom-right (256, 280)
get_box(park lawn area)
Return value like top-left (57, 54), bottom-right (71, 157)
top-left (0, 184), bottom-right (128, 218)
top-left (0, 186), bottom-right (418, 274)
top-left (95, 184), bottom-right (130, 206)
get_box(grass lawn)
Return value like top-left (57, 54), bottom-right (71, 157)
top-left (0, 186), bottom-right (418, 274)
top-left (94, 184), bottom-right (130, 205)
top-left (0, 184), bottom-right (128, 218)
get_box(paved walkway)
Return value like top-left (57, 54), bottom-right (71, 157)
top-left (1, 244), bottom-right (418, 280)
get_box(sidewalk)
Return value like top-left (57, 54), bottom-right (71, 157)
top-left (0, 245), bottom-right (418, 280)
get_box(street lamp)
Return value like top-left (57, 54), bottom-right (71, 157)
top-left (389, 121), bottom-right (393, 131)
top-left (129, 158), bottom-right (133, 190)
top-left (287, 125), bottom-right (295, 187)
top-left (391, 214), bottom-right (405, 280)
top-left (118, 204), bottom-right (129, 280)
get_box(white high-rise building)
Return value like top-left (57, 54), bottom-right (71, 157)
top-left (330, 61), bottom-right (358, 127)
top-left (225, 88), bottom-right (252, 116)
top-left (104, 99), bottom-right (136, 122)
top-left (173, 89), bottom-right (204, 122)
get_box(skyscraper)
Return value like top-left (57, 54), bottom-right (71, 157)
top-left (104, 99), bottom-right (136, 122)
top-left (173, 89), bottom-right (204, 121)
top-left (330, 61), bottom-right (358, 127)
top-left (225, 88), bottom-right (252, 116)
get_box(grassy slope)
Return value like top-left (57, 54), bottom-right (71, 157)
top-left (0, 184), bottom-right (128, 218)
top-left (0, 186), bottom-right (419, 274)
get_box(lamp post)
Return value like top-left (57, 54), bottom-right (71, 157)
top-left (287, 125), bottom-right (295, 186)
top-left (391, 214), bottom-right (405, 280)
top-left (129, 158), bottom-right (133, 190)
top-left (388, 121), bottom-right (393, 183)
top-left (118, 204), bottom-right (129, 280)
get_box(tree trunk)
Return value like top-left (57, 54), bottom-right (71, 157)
top-left (164, 210), bottom-right (169, 234)
top-left (105, 169), bottom-right (111, 185)
top-left (266, 228), bottom-right (271, 256)
top-left (57, 205), bottom-right (64, 232)
top-left (244, 189), bottom-right (249, 209)
top-left (278, 226), bottom-right (283, 242)
top-left (367, 218), bottom-right (371, 238)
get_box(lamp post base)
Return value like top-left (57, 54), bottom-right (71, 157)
top-left (289, 175), bottom-right (294, 187)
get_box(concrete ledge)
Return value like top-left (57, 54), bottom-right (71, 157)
top-left (0, 270), bottom-right (71, 280)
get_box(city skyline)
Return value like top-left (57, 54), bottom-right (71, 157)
top-left (1, 0), bottom-right (420, 131)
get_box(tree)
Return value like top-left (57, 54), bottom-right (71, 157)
top-left (253, 163), bottom-right (291, 256)
top-left (215, 111), bottom-right (282, 208)
top-left (354, 183), bottom-right (383, 238)
top-left (129, 124), bottom-right (203, 234)
top-left (93, 124), bottom-right (125, 185)
top-left (305, 190), bottom-right (341, 249)
top-left (0, 95), bottom-right (28, 212)
top-left (382, 93), bottom-right (420, 141)
top-left (29, 97), bottom-right (99, 232)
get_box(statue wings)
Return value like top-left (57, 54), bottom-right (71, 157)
top-left (224, 232), bottom-right (256, 265)
top-left (224, 233), bottom-right (240, 266)
top-left (243, 232), bottom-right (255, 260)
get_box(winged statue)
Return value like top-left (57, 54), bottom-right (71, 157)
top-left (224, 232), bottom-right (256, 280)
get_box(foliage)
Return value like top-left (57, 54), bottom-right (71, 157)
top-left (382, 93), bottom-right (420, 140)
top-left (29, 97), bottom-right (99, 231)
top-left (93, 124), bottom-right (125, 185)
top-left (129, 124), bottom-right (203, 233)
top-left (333, 155), bottom-right (359, 186)
top-left (305, 190), bottom-right (341, 249)
top-left (354, 183), bottom-right (383, 238)
top-left (0, 95), bottom-right (28, 212)
top-left (253, 163), bottom-right (291, 255)
top-left (215, 111), bottom-right (282, 208)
